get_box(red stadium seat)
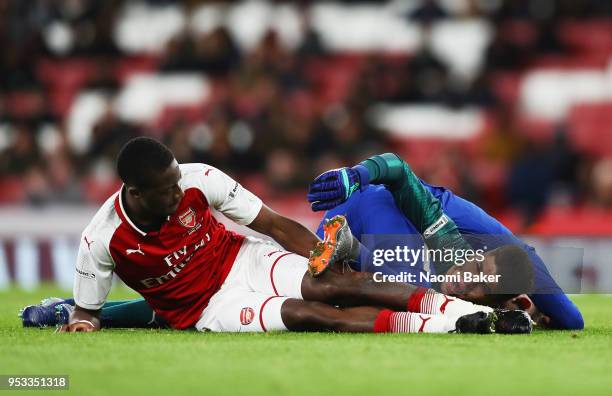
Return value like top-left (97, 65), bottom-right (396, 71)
top-left (37, 58), bottom-right (96, 91)
top-left (115, 56), bottom-right (159, 83)
top-left (529, 53), bottom-right (611, 69)
top-left (267, 193), bottom-right (320, 231)
top-left (530, 206), bottom-right (612, 236)
top-left (468, 158), bottom-right (508, 209)
top-left (37, 58), bottom-right (98, 117)
top-left (496, 206), bottom-right (612, 236)
top-left (515, 115), bottom-right (556, 142)
top-left (387, 139), bottom-right (448, 172)
top-left (304, 55), bottom-right (365, 106)
top-left (0, 177), bottom-right (26, 204)
top-left (240, 174), bottom-right (270, 201)
top-left (47, 88), bottom-right (78, 118)
top-left (558, 20), bottom-right (612, 55)
top-left (568, 102), bottom-right (612, 156)
top-left (82, 175), bottom-right (122, 204)
top-left (491, 72), bottom-right (522, 105)
top-left (4, 91), bottom-right (44, 118)
top-left (155, 104), bottom-right (206, 130)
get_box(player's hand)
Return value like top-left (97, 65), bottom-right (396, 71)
top-left (55, 320), bottom-right (98, 333)
top-left (493, 309), bottom-right (533, 334)
top-left (307, 166), bottom-right (369, 211)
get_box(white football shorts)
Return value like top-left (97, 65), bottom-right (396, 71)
top-left (195, 236), bottom-right (308, 332)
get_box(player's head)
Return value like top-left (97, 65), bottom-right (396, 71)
top-left (117, 137), bottom-right (184, 218)
top-left (441, 245), bottom-right (535, 306)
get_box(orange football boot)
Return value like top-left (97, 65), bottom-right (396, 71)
top-left (308, 215), bottom-right (353, 277)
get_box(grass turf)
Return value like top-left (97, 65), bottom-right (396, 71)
top-left (0, 286), bottom-right (611, 396)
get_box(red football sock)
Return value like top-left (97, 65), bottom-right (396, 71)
top-left (373, 309), bottom-right (393, 333)
top-left (407, 287), bottom-right (428, 313)
top-left (374, 309), bottom-right (456, 333)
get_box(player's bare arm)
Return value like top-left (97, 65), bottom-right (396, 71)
top-left (248, 204), bottom-right (320, 258)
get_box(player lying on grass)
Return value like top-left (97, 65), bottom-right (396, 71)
top-left (21, 137), bottom-right (531, 334)
top-left (307, 153), bottom-right (584, 330)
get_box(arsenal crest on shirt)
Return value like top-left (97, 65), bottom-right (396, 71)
top-left (240, 307), bottom-right (255, 325)
top-left (178, 207), bottom-right (197, 228)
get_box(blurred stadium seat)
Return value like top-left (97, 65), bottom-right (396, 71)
top-left (568, 102), bottom-right (612, 156)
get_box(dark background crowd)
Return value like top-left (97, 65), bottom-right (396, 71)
top-left (1, 0), bottom-right (612, 232)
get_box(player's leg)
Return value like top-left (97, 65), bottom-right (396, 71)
top-left (282, 300), bottom-right (379, 332)
top-left (301, 224), bottom-right (533, 333)
top-left (302, 270), bottom-right (413, 310)
top-left (234, 236), bottom-right (493, 318)
top-left (100, 299), bottom-right (167, 328)
top-left (195, 289), bottom-right (289, 332)
top-left (20, 297), bottom-right (164, 328)
top-left (196, 290), bottom-right (492, 334)
top-left (303, 215), bottom-right (495, 316)
top-left (302, 270), bottom-right (492, 317)
top-left (101, 299), bottom-right (142, 308)
top-left (233, 236), bottom-right (307, 299)
top-left (280, 299), bottom-right (475, 333)
top-left (194, 237), bottom-right (305, 332)
top-left (197, 246), bottom-right (408, 333)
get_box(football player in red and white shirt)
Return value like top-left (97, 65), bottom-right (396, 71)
top-left (60, 137), bottom-right (520, 335)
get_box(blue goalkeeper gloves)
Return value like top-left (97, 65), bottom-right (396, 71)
top-left (307, 165), bottom-right (370, 211)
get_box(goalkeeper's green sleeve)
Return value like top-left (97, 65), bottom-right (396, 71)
top-left (359, 153), bottom-right (471, 275)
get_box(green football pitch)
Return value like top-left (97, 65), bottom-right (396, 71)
top-left (1, 286), bottom-right (611, 396)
